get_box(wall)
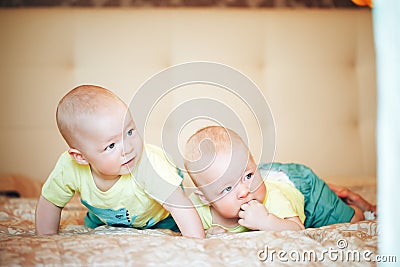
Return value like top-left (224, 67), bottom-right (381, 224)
top-left (0, 0), bottom-right (367, 8)
top-left (0, 8), bottom-right (376, 186)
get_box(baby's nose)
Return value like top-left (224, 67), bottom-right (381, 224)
top-left (238, 186), bottom-right (250, 199)
top-left (123, 141), bottom-right (134, 155)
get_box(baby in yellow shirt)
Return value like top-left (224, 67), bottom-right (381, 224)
top-left (35, 85), bottom-right (204, 238)
top-left (184, 126), bottom-right (375, 232)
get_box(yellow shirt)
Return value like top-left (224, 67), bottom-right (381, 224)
top-left (190, 179), bottom-right (305, 232)
top-left (264, 180), bottom-right (306, 224)
top-left (42, 144), bottom-right (182, 228)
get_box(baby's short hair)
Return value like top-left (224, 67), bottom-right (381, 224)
top-left (184, 126), bottom-right (240, 160)
top-left (56, 85), bottom-right (123, 147)
top-left (184, 126), bottom-right (249, 183)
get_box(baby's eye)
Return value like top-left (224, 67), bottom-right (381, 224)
top-left (245, 173), bottom-right (253, 180)
top-left (105, 143), bottom-right (115, 151)
top-left (222, 186), bottom-right (232, 194)
top-left (127, 129), bottom-right (134, 136)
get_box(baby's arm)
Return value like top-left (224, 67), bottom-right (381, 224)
top-left (35, 195), bottom-right (63, 235)
top-left (238, 200), bottom-right (304, 231)
top-left (162, 187), bottom-right (205, 239)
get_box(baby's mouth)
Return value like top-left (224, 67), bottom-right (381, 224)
top-left (123, 156), bottom-right (135, 166)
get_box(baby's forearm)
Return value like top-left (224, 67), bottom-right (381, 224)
top-left (168, 206), bottom-right (205, 238)
top-left (239, 200), bottom-right (304, 232)
top-left (35, 195), bottom-right (62, 235)
top-left (163, 188), bottom-right (205, 239)
top-left (259, 214), bottom-right (304, 231)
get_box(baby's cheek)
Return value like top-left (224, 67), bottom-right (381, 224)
top-left (214, 200), bottom-right (237, 218)
top-left (254, 187), bottom-right (266, 203)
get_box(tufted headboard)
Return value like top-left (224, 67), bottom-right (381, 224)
top-left (0, 8), bottom-right (376, 186)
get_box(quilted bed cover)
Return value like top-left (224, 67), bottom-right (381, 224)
top-left (0, 186), bottom-right (378, 266)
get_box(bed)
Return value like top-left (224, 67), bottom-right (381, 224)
top-left (0, 7), bottom-right (379, 266)
top-left (0, 184), bottom-right (377, 266)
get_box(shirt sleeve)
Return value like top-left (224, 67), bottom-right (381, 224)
top-left (136, 144), bottom-right (183, 204)
top-left (41, 152), bottom-right (76, 207)
top-left (264, 187), bottom-right (300, 220)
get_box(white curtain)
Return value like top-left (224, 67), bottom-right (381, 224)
top-left (374, 0), bottom-right (400, 264)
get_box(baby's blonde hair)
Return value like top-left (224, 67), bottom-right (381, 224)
top-left (56, 85), bottom-right (124, 148)
top-left (184, 126), bottom-right (251, 185)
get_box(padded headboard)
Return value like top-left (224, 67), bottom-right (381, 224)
top-left (0, 8), bottom-right (376, 186)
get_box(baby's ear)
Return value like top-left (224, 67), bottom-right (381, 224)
top-left (68, 148), bottom-right (88, 165)
top-left (194, 189), bottom-right (210, 205)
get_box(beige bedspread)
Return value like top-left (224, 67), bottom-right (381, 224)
top-left (0, 191), bottom-right (378, 266)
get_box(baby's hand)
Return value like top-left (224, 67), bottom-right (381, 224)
top-left (238, 200), bottom-right (270, 230)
